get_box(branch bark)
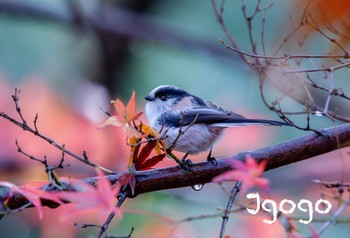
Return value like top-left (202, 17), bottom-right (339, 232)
top-left (1, 123), bottom-right (350, 212)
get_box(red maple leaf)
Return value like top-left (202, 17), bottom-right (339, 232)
top-left (57, 169), bottom-right (121, 219)
top-left (0, 181), bottom-right (63, 220)
top-left (127, 123), bottom-right (166, 170)
top-left (212, 154), bottom-right (270, 195)
top-left (131, 139), bottom-right (166, 171)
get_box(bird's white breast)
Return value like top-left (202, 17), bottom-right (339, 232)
top-left (162, 124), bottom-right (225, 154)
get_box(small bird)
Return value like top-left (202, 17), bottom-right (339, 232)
top-left (145, 85), bottom-right (289, 163)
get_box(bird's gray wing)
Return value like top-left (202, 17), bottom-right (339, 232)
top-left (204, 100), bottom-right (234, 114)
top-left (159, 107), bottom-right (288, 127)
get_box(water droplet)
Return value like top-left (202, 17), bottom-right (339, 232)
top-left (314, 111), bottom-right (323, 116)
top-left (191, 184), bottom-right (204, 191)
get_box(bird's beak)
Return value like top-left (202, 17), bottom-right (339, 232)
top-left (145, 95), bottom-right (153, 101)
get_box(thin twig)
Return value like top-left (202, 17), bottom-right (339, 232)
top-left (317, 195), bottom-right (350, 235)
top-left (220, 40), bottom-right (350, 60)
top-left (0, 89), bottom-right (113, 173)
top-left (12, 89), bottom-right (27, 125)
top-left (304, 8), bottom-right (349, 56)
top-left (167, 112), bottom-right (199, 152)
top-left (165, 112), bottom-right (199, 170)
top-left (313, 180), bottom-right (350, 188)
top-left (211, 0), bottom-right (248, 64)
top-left (15, 140), bottom-right (65, 188)
top-left (219, 181), bottom-right (242, 238)
top-left (33, 113), bottom-right (39, 134)
top-left (323, 68), bottom-right (334, 115)
top-left (96, 189), bottom-right (130, 238)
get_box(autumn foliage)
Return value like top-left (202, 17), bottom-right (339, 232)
top-left (99, 91), bottom-right (166, 171)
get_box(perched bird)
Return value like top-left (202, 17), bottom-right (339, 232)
top-left (144, 85), bottom-right (289, 162)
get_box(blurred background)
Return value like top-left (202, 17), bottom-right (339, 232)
top-left (0, 0), bottom-right (349, 237)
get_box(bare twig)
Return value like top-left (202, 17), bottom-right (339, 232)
top-left (167, 112), bottom-right (199, 152)
top-left (220, 40), bottom-right (350, 60)
top-left (213, 0), bottom-right (350, 130)
top-left (0, 89), bottom-right (113, 173)
top-left (75, 223), bottom-right (134, 238)
top-left (219, 181), bottom-right (242, 238)
top-left (96, 189), bottom-right (130, 238)
top-left (304, 8), bottom-right (349, 56)
top-left (317, 195), bottom-right (350, 235)
top-left (313, 180), bottom-right (350, 188)
top-left (323, 68), bottom-right (334, 115)
top-left (288, 215), bottom-right (350, 223)
top-left (33, 113), bottom-right (39, 134)
top-left (165, 112), bottom-right (200, 170)
top-left (12, 89), bottom-right (27, 125)
top-left (211, 0), bottom-right (248, 64)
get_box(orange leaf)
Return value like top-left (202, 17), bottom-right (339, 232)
top-left (126, 91), bottom-right (136, 122)
top-left (133, 112), bottom-right (143, 121)
top-left (293, 0), bottom-right (350, 52)
top-left (113, 98), bottom-right (127, 123)
top-left (113, 91), bottom-right (142, 124)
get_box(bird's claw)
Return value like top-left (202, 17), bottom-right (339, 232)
top-left (180, 159), bottom-right (193, 171)
top-left (179, 154), bottom-right (193, 171)
top-left (207, 156), bottom-right (217, 165)
top-left (183, 158), bottom-right (193, 166)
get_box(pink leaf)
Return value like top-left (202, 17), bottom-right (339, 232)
top-left (57, 170), bottom-right (121, 220)
top-left (0, 181), bottom-right (63, 220)
top-left (212, 154), bottom-right (269, 195)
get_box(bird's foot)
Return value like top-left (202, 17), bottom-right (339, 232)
top-left (206, 149), bottom-right (217, 165)
top-left (207, 156), bottom-right (217, 165)
top-left (180, 154), bottom-right (193, 171)
top-left (179, 159), bottom-right (193, 171)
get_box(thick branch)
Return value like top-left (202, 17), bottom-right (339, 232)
top-left (1, 123), bottom-right (350, 212)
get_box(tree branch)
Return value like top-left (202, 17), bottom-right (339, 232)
top-left (1, 123), bottom-right (350, 213)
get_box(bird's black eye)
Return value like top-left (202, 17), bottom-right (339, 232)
top-left (159, 95), bottom-right (167, 101)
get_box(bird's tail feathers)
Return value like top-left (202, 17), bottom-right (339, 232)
top-left (211, 119), bottom-right (291, 127)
